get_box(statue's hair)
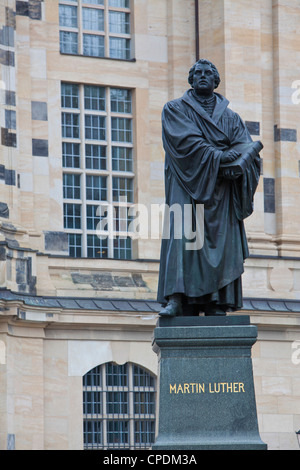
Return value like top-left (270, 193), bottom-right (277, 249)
top-left (188, 59), bottom-right (221, 89)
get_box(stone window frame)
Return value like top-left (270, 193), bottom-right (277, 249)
top-left (59, 0), bottom-right (132, 60)
top-left (61, 82), bottom-right (134, 259)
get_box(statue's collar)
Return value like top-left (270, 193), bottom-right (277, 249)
top-left (182, 89), bottom-right (230, 125)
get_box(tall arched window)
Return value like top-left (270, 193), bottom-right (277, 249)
top-left (83, 362), bottom-right (156, 449)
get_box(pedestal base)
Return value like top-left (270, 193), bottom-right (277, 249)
top-left (152, 316), bottom-right (267, 450)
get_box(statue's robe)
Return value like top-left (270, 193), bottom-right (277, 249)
top-left (157, 89), bottom-right (261, 311)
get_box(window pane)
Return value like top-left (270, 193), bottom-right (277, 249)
top-left (113, 205), bottom-right (133, 232)
top-left (68, 233), bottom-right (82, 257)
top-left (83, 420), bottom-right (102, 448)
top-left (59, 4), bottom-right (78, 28)
top-left (83, 34), bottom-right (105, 57)
top-left (133, 365), bottom-right (155, 387)
top-left (83, 391), bottom-right (102, 414)
top-left (62, 112), bottom-right (80, 138)
top-left (110, 88), bottom-right (131, 113)
top-left (61, 83), bottom-right (79, 109)
top-left (112, 177), bottom-right (133, 202)
top-left (86, 175), bottom-right (107, 201)
top-left (109, 0), bottom-right (129, 7)
top-left (107, 391), bottom-right (128, 414)
top-left (87, 234), bottom-right (108, 258)
top-left (113, 236), bottom-right (132, 259)
top-left (82, 7), bottom-right (104, 31)
top-left (85, 115), bottom-right (106, 140)
top-left (60, 31), bottom-right (78, 54)
top-left (64, 203), bottom-right (81, 229)
top-left (112, 147), bottom-right (132, 172)
top-left (111, 117), bottom-right (132, 142)
top-left (109, 11), bottom-right (130, 34)
top-left (109, 37), bottom-right (131, 60)
top-left (107, 420), bottom-right (129, 445)
top-left (63, 173), bottom-right (81, 199)
top-left (83, 365), bottom-right (102, 387)
top-left (106, 363), bottom-right (127, 386)
top-left (62, 142), bottom-right (80, 168)
top-left (134, 391), bottom-right (155, 414)
top-left (134, 420), bottom-right (155, 445)
top-left (84, 85), bottom-right (105, 111)
top-left (5, 109), bottom-right (16, 130)
top-left (86, 204), bottom-right (108, 230)
top-left (85, 144), bottom-right (106, 170)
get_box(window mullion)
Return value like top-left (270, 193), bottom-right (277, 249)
top-left (106, 87), bottom-right (114, 258)
top-left (77, 0), bottom-right (83, 55)
top-left (80, 84), bottom-right (87, 257)
top-left (128, 363), bottom-right (135, 449)
top-left (104, 0), bottom-right (110, 58)
top-left (102, 365), bottom-right (108, 449)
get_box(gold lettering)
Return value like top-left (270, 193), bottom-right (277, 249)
top-left (169, 381), bottom-right (244, 395)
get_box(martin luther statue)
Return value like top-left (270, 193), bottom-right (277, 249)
top-left (157, 59), bottom-right (262, 317)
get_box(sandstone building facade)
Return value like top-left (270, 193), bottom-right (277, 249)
top-left (0, 0), bottom-right (300, 450)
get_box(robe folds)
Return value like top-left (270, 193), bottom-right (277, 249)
top-left (157, 90), bottom-right (261, 311)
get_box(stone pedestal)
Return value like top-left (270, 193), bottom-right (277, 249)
top-left (152, 316), bottom-right (267, 450)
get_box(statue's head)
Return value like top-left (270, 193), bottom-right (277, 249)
top-left (188, 59), bottom-right (221, 93)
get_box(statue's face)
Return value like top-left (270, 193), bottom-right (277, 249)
top-left (193, 63), bottom-right (215, 96)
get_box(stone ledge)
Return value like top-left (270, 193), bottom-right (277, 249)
top-left (0, 289), bottom-right (299, 315)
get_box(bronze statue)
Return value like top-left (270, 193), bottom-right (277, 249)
top-left (157, 59), bottom-right (262, 317)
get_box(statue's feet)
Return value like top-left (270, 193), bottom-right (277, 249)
top-left (159, 298), bottom-right (183, 317)
top-left (204, 304), bottom-right (227, 316)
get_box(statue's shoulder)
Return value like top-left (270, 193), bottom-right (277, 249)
top-left (220, 101), bottom-right (242, 121)
top-left (224, 106), bottom-right (239, 119)
top-left (164, 97), bottom-right (184, 111)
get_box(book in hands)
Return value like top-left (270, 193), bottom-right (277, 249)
top-left (219, 141), bottom-right (263, 178)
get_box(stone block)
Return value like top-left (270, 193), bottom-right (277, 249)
top-left (245, 121), bottom-right (260, 136)
top-left (263, 177), bottom-right (275, 214)
top-left (31, 101), bottom-right (48, 121)
top-left (44, 231), bottom-right (68, 254)
top-left (32, 138), bottom-right (48, 157)
top-left (274, 125), bottom-right (297, 142)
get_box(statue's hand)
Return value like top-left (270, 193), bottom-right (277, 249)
top-left (220, 149), bottom-right (240, 164)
